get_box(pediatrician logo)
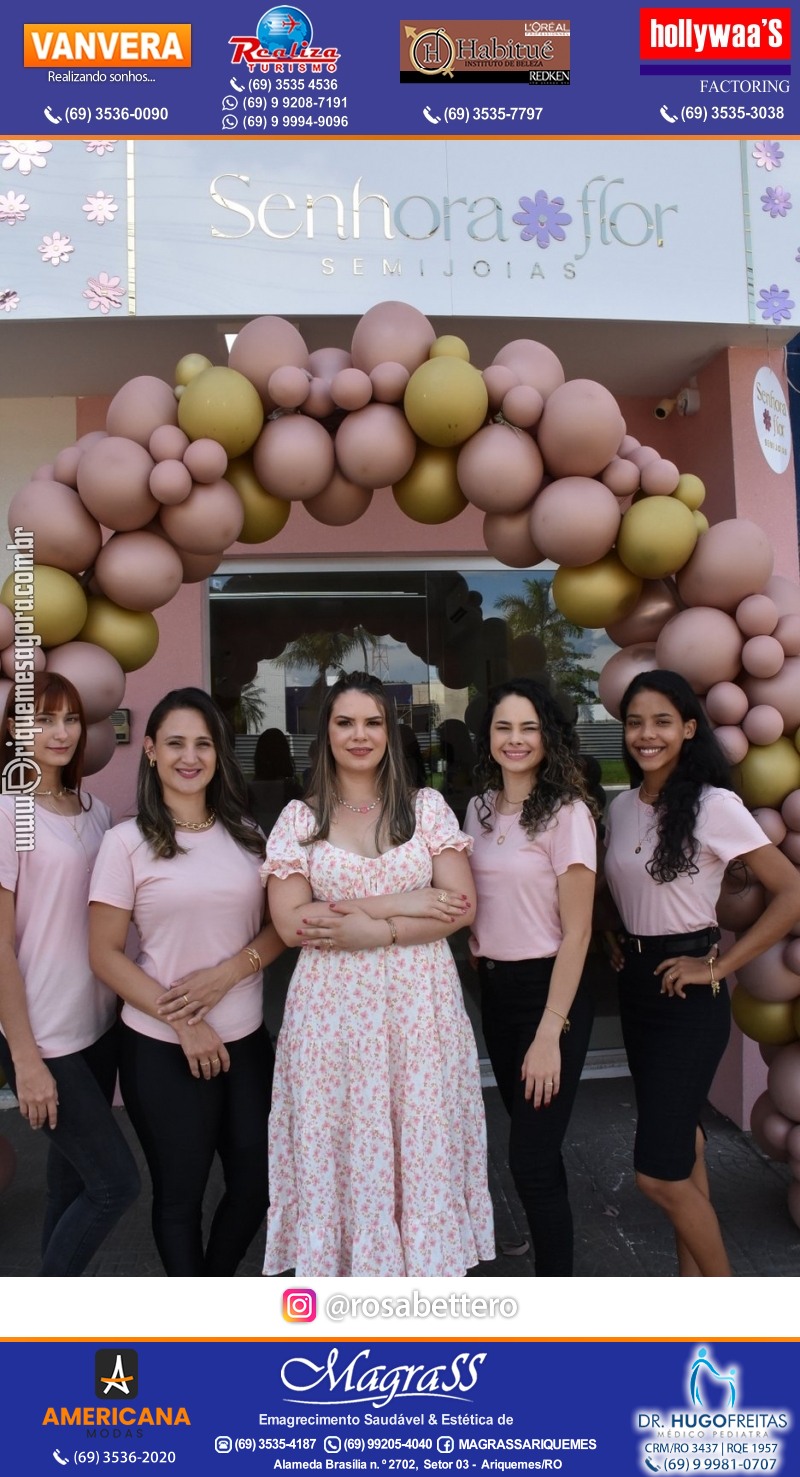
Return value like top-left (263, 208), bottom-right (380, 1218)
top-left (95, 1349), bottom-right (139, 1399)
top-left (229, 7), bottom-right (340, 73)
top-left (687, 1346), bottom-right (737, 1410)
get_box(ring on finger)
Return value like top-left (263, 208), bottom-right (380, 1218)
top-left (183, 994), bottom-right (190, 1007)
top-left (438, 891), bottom-right (448, 904)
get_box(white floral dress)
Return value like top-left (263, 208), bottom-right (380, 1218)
top-left (261, 788), bottom-right (495, 1277)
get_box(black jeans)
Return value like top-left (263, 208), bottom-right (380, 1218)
top-left (0, 1023), bottom-right (140, 1276)
top-left (480, 957), bottom-right (594, 1277)
top-left (119, 1023), bottom-right (274, 1276)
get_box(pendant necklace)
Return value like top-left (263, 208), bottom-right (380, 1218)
top-left (494, 795), bottom-right (525, 846)
top-left (336, 795), bottom-right (379, 814)
top-left (635, 786), bottom-right (659, 854)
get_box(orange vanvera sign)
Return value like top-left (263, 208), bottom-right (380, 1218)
top-left (23, 24), bottom-right (192, 67)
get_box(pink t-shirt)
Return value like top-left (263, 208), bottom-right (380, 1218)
top-left (604, 785), bottom-right (771, 935)
top-left (0, 794), bottom-right (116, 1058)
top-left (89, 818), bottom-right (266, 1044)
top-left (464, 795), bottom-right (597, 960)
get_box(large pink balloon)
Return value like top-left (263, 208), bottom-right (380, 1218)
top-left (253, 415), bottom-right (336, 500)
top-left (536, 379), bottom-right (626, 479)
top-left (739, 943), bottom-right (800, 1003)
top-left (94, 530), bottom-right (184, 611)
top-left (304, 470), bottom-right (373, 526)
top-left (705, 681), bottom-right (749, 726)
top-left (764, 574), bottom-right (800, 617)
top-left (335, 405), bottom-right (416, 489)
top-left (83, 718), bottom-right (117, 775)
top-left (676, 519), bottom-right (774, 611)
top-left (655, 607), bottom-right (743, 693)
top-left (228, 316), bottom-right (309, 409)
top-left (530, 477), bottom-right (620, 566)
top-left (483, 509), bottom-right (544, 569)
top-left (606, 580), bottom-right (680, 648)
top-left (46, 641), bottom-right (126, 723)
top-left (749, 1091), bottom-right (792, 1162)
top-left (159, 479), bottom-right (244, 554)
top-left (784, 938), bottom-right (800, 975)
top-left (1, 644), bottom-right (46, 679)
top-left (742, 657), bottom-right (800, 732)
top-left (8, 480), bottom-right (102, 575)
top-left (351, 302), bottom-right (435, 375)
top-left (768, 1042), bottom-right (800, 1120)
top-left (598, 644), bottom-right (657, 720)
top-left (106, 376), bottom-right (178, 447)
top-left (77, 437), bottom-right (158, 531)
top-left (457, 423), bottom-right (543, 514)
top-left (492, 339), bottom-right (564, 399)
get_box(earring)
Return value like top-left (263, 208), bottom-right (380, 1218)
top-left (147, 754), bottom-right (155, 768)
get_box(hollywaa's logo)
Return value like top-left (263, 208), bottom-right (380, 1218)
top-left (281, 1347), bottom-right (487, 1410)
top-left (229, 6), bottom-right (339, 74)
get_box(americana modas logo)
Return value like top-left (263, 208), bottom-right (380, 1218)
top-left (95, 1349), bottom-right (139, 1399)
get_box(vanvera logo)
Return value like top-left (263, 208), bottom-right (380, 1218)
top-left (639, 8), bottom-right (791, 61)
top-left (280, 1349), bottom-right (487, 1410)
top-left (23, 24), bottom-right (192, 67)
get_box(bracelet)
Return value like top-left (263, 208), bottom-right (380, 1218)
top-left (543, 1004), bottom-right (571, 1034)
top-left (244, 946), bottom-right (262, 974)
top-left (386, 917), bottom-right (398, 946)
top-left (706, 957), bottom-right (720, 997)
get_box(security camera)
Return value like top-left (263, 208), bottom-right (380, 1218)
top-left (654, 397), bottom-right (676, 420)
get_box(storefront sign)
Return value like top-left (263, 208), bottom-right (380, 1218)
top-left (753, 364), bottom-right (792, 472)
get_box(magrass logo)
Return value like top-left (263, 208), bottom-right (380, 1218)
top-left (95, 1349), bottom-right (139, 1399)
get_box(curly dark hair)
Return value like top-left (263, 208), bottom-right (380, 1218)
top-left (619, 669), bottom-right (735, 884)
top-left (473, 678), bottom-right (595, 838)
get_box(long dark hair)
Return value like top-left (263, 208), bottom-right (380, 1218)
top-left (304, 671), bottom-right (416, 848)
top-left (619, 669), bottom-right (735, 883)
top-left (0, 671), bottom-right (92, 806)
top-left (137, 687), bottom-right (263, 860)
top-left (474, 678), bottom-right (594, 837)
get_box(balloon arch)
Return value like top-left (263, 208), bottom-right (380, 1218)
top-left (4, 299), bottom-right (800, 1217)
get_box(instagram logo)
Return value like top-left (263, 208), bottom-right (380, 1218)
top-left (283, 1288), bottom-right (317, 1322)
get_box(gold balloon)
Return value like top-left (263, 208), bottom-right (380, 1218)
top-left (174, 353), bottom-right (214, 387)
top-left (393, 446), bottom-right (467, 524)
top-left (732, 986), bottom-right (798, 1044)
top-left (692, 510), bottom-right (709, 534)
top-left (79, 596), bottom-right (159, 673)
top-left (404, 358), bottom-right (488, 447)
top-left (552, 554), bottom-right (642, 628)
top-left (178, 366), bottom-right (264, 458)
top-left (0, 564), bottom-right (87, 648)
top-left (617, 496), bottom-right (698, 579)
top-left (429, 335), bottom-right (470, 362)
top-left (736, 737), bottom-right (800, 809)
top-left (672, 472), bottom-right (706, 511)
top-left (226, 457), bottom-right (291, 543)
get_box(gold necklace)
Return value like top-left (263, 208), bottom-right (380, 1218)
top-left (64, 809), bottom-right (92, 873)
top-left (171, 810), bottom-right (216, 831)
top-left (336, 795), bottom-right (379, 814)
top-left (635, 789), bottom-right (658, 855)
top-left (36, 788), bottom-right (67, 798)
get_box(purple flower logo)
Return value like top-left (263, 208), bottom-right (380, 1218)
top-left (512, 190), bottom-right (572, 248)
top-left (757, 285), bottom-right (795, 324)
top-left (752, 141), bottom-right (784, 171)
top-left (82, 271), bottom-right (126, 313)
top-left (763, 408), bottom-right (772, 432)
top-left (761, 186), bottom-right (792, 218)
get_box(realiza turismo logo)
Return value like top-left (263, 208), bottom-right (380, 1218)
top-left (229, 6), bottom-right (340, 74)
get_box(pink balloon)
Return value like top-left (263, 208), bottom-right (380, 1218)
top-left (0, 607), bottom-right (14, 649)
top-left (764, 574), bottom-right (800, 617)
top-left (739, 943), bottom-right (800, 1003)
top-left (784, 938), bottom-right (800, 975)
top-left (716, 870), bottom-right (765, 931)
top-left (483, 508), bottom-right (544, 569)
top-left (530, 477), bottom-right (620, 566)
top-left (780, 831), bottom-right (800, 865)
top-left (775, 614), bottom-right (800, 656)
top-left (788, 1123), bottom-right (800, 1157)
top-left (677, 519), bottom-right (774, 612)
top-left (159, 479), bottom-right (244, 554)
top-left (267, 366), bottom-right (311, 410)
top-left (45, 641), bottom-right (126, 723)
top-left (370, 362), bottom-right (410, 404)
top-left (106, 376), bottom-right (178, 447)
top-left (482, 364), bottom-right (518, 411)
top-left (253, 415), bottom-right (336, 501)
top-left (618, 435), bottom-right (641, 457)
top-left (94, 530), bottom-right (184, 611)
top-left (655, 607), bottom-right (743, 694)
top-left (626, 445), bottom-right (660, 471)
top-left (789, 1181), bottom-right (800, 1228)
top-left (76, 431), bottom-right (108, 452)
top-left (713, 726), bottom-right (749, 764)
top-left (303, 377), bottom-right (336, 419)
top-left (598, 644), bottom-right (658, 721)
top-left (335, 405), bottom-right (416, 490)
top-left (536, 379), bottom-right (626, 479)
top-left (736, 594), bottom-right (779, 637)
top-left (457, 423), bottom-right (543, 514)
top-left (705, 681), bottom-right (749, 726)
top-left (31, 462), bottom-right (55, 481)
top-left (149, 459), bottom-right (193, 505)
top-left (781, 789), bottom-right (800, 831)
top-left (760, 1041), bottom-right (784, 1066)
top-left (743, 704), bottom-right (785, 747)
top-left (492, 339), bottom-right (564, 399)
top-left (228, 316), bottom-right (309, 409)
top-left (149, 424), bottom-right (189, 462)
top-left (502, 384), bottom-right (544, 429)
top-left (351, 301), bottom-right (435, 375)
top-left (640, 458), bottom-right (680, 496)
top-left (8, 480), bottom-right (103, 575)
top-left (77, 437), bottom-right (158, 532)
top-left (768, 1042), bottom-right (800, 1119)
top-left (751, 806), bottom-right (787, 845)
top-left (601, 457), bottom-right (640, 498)
top-left (741, 634), bottom-right (784, 679)
top-left (308, 346), bottom-right (352, 381)
top-left (304, 470), bottom-right (373, 526)
top-left (175, 547), bottom-right (222, 583)
top-left (1, 643), bottom-right (46, 679)
top-left (743, 657), bottom-right (800, 731)
top-left (749, 1091), bottom-right (792, 1161)
top-left (330, 368), bottom-right (373, 411)
top-left (83, 718), bottom-right (118, 776)
top-left (606, 580), bottom-right (679, 648)
top-left (182, 439), bottom-right (229, 485)
top-left (52, 445), bottom-right (82, 489)
top-left (0, 678), bottom-right (12, 716)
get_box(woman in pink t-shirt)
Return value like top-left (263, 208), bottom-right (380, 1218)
top-left (0, 673), bottom-right (139, 1275)
top-left (463, 678), bottom-right (598, 1277)
top-left (605, 669), bottom-right (800, 1276)
top-left (90, 688), bottom-right (284, 1276)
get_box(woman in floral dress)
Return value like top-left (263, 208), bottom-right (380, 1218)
top-left (262, 672), bottom-right (495, 1277)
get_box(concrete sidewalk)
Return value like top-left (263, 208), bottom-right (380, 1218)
top-left (0, 1076), bottom-right (798, 1277)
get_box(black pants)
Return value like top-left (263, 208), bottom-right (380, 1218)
top-left (479, 958), bottom-right (594, 1277)
top-left (119, 1023), bottom-right (274, 1276)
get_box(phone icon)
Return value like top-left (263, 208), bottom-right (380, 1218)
top-left (44, 106), bottom-right (63, 125)
top-left (229, 76), bottom-right (245, 92)
top-left (660, 104), bottom-right (678, 123)
top-left (53, 1453), bottom-right (69, 1467)
top-left (423, 106), bottom-right (441, 125)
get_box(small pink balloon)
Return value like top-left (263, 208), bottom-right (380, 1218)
top-left (606, 580), bottom-right (679, 648)
top-left (788, 1123), bottom-right (800, 1157)
top-left (76, 431), bottom-right (108, 452)
top-left (618, 435), bottom-right (641, 457)
top-left (705, 681), bottom-right (750, 726)
top-left (370, 362), bottom-right (410, 404)
top-left (106, 376), bottom-right (178, 447)
top-left (781, 789), bottom-right (800, 831)
top-left (45, 641), bottom-right (126, 723)
top-left (492, 339), bottom-right (564, 399)
top-left (483, 509), bottom-right (544, 569)
top-left (8, 479), bottom-right (103, 575)
top-left (530, 477), bottom-right (620, 567)
top-left (626, 445), bottom-right (660, 471)
top-left (31, 462), bottom-right (55, 481)
top-left (743, 656), bottom-right (800, 730)
top-left (149, 459), bottom-right (193, 505)
top-left (743, 704), bottom-right (785, 747)
top-left (351, 301), bottom-right (435, 375)
top-left (784, 938), bottom-right (800, 975)
top-left (183, 438), bottom-right (229, 485)
top-left (330, 367), bottom-right (373, 411)
top-left (77, 437), bottom-right (158, 532)
top-left (741, 634), bottom-right (785, 679)
top-left (303, 377), bottom-right (336, 419)
top-left (482, 364), bottom-right (518, 412)
top-left (308, 346), bottom-right (352, 381)
top-left (736, 593), bottom-right (779, 637)
top-left (780, 831), bottom-right (800, 865)
top-left (253, 415), bottom-right (336, 501)
top-left (714, 725), bottom-right (749, 764)
top-left (457, 422), bottom-right (543, 514)
top-left (159, 478), bottom-right (244, 554)
top-left (267, 365), bottom-right (311, 410)
top-left (751, 806), bottom-right (787, 845)
top-left (775, 614), bottom-right (800, 656)
top-left (83, 718), bottom-right (118, 776)
top-left (640, 458), bottom-right (680, 496)
top-left (176, 548), bottom-right (222, 583)
top-left (0, 678), bottom-right (12, 716)
top-left (768, 1042), bottom-right (800, 1120)
top-left (304, 470), bottom-right (373, 526)
top-left (502, 384), bottom-right (544, 429)
top-left (601, 457), bottom-right (640, 498)
top-left (655, 607), bottom-right (743, 694)
top-left (740, 943), bottom-right (800, 1003)
top-left (536, 379), bottom-right (625, 479)
top-left (598, 644), bottom-right (658, 720)
top-left (760, 1041), bottom-right (784, 1065)
top-left (750, 1090), bottom-right (792, 1162)
top-left (52, 445), bottom-right (82, 489)
top-left (228, 316), bottom-right (309, 409)
top-left (94, 530), bottom-right (184, 611)
top-left (0, 607), bottom-right (14, 648)
top-left (334, 404), bottom-right (416, 490)
top-left (149, 424), bottom-right (190, 462)
top-left (1, 643), bottom-right (46, 678)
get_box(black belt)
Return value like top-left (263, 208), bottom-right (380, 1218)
top-left (622, 927), bottom-right (721, 955)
